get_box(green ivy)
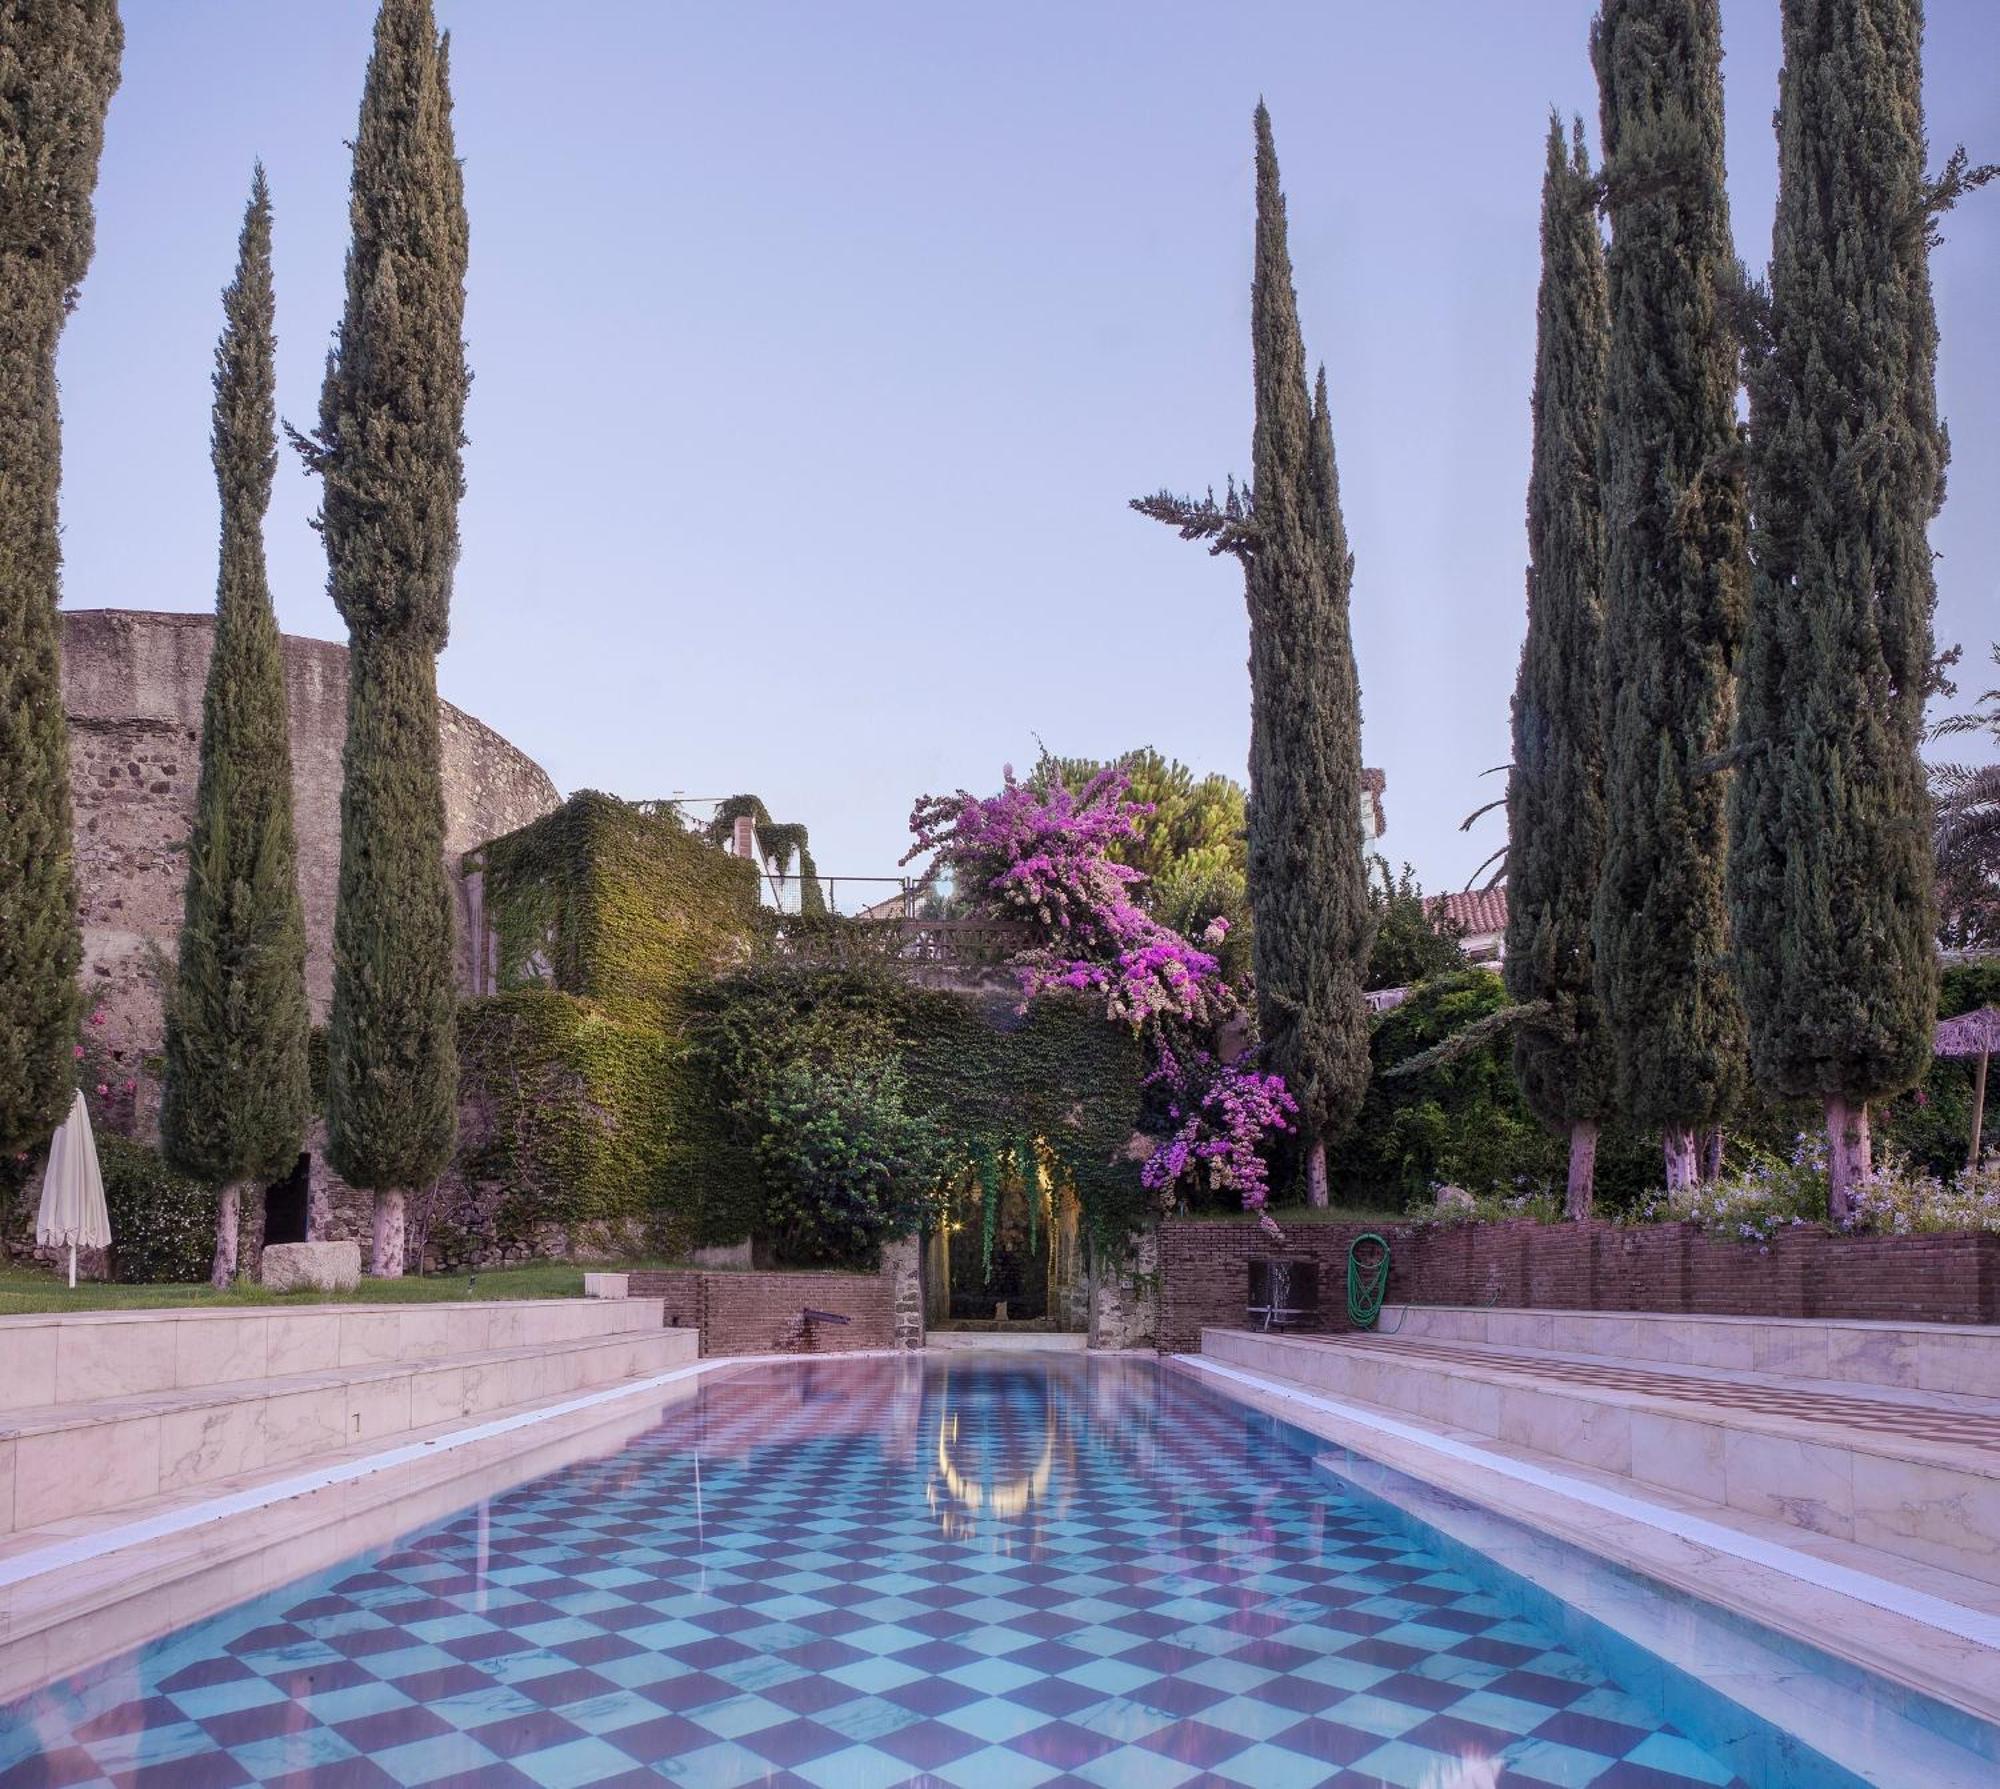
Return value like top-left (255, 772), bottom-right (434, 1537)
top-left (688, 960), bottom-right (1148, 1250)
top-left (470, 791), bottom-right (760, 1025)
top-left (444, 794), bottom-right (765, 1257)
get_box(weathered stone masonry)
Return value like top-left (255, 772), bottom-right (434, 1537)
top-left (62, 607), bottom-right (560, 1096)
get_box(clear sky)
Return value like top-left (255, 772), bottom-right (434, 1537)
top-left (55, 1), bottom-right (2000, 897)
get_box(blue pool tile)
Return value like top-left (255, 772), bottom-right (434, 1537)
top-left (3, 1357), bottom-right (1760, 1789)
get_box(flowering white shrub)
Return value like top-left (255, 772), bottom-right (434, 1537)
top-left (1662, 1131), bottom-right (2000, 1241)
top-left (1848, 1155), bottom-right (2000, 1235)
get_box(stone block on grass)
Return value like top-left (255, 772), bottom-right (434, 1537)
top-left (261, 1240), bottom-right (362, 1294)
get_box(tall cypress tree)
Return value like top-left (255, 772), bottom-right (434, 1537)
top-left (1133, 107), bottom-right (1372, 1205)
top-left (1591, 0), bottom-right (1748, 1190)
top-left (295, 0), bottom-right (468, 1275)
top-left (0, 4), bottom-right (122, 1156)
top-left (1507, 117), bottom-right (1615, 1217)
top-left (1244, 107), bottom-right (1372, 1207)
top-left (1730, 0), bottom-right (1960, 1218)
top-left (161, 170), bottom-right (311, 1288)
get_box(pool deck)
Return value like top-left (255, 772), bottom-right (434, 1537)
top-left (1185, 1308), bottom-right (2000, 1748)
top-left (0, 1299), bottom-right (730, 1702)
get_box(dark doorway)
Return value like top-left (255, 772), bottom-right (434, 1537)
top-left (263, 1152), bottom-right (310, 1245)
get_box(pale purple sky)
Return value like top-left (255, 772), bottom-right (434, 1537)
top-left (56, 2), bottom-right (2000, 895)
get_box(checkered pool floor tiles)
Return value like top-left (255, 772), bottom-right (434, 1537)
top-left (2, 1355), bottom-right (1749, 1787)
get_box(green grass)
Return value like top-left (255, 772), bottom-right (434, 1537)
top-left (0, 1259), bottom-right (593, 1317)
top-left (1178, 1202), bottom-right (1410, 1226)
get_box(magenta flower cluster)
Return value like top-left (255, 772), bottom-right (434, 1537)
top-left (908, 766), bottom-right (1293, 1221)
top-left (1140, 1041), bottom-right (1296, 1232)
top-left (907, 766), bottom-right (1231, 1031)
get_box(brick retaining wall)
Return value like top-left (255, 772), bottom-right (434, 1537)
top-left (1156, 1218), bottom-right (2000, 1352)
top-left (627, 1267), bottom-right (898, 1355)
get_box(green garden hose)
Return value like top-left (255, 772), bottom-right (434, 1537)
top-left (1346, 1232), bottom-right (1391, 1330)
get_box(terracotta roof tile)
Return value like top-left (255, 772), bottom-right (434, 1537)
top-left (1428, 885), bottom-right (1508, 936)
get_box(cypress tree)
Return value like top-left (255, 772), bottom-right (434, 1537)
top-left (1245, 106), bottom-right (1373, 1207)
top-left (161, 170), bottom-right (312, 1288)
top-left (0, 4), bottom-right (122, 1156)
top-left (1729, 0), bottom-right (1962, 1218)
top-left (1591, 0), bottom-right (1748, 1191)
top-left (295, 0), bottom-right (468, 1275)
top-left (1507, 117), bottom-right (1615, 1218)
top-left (1132, 108), bottom-right (1373, 1204)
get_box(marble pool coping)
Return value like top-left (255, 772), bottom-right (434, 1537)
top-left (1172, 1351), bottom-right (2000, 1733)
top-left (0, 1349), bottom-right (897, 1704)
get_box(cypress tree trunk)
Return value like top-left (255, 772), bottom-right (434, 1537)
top-left (161, 170), bottom-right (312, 1286)
top-left (0, 5), bottom-right (121, 1156)
top-left (211, 1182), bottom-right (245, 1290)
top-left (1699, 1123), bottom-right (1725, 1184)
top-left (1728, 0), bottom-right (1945, 1223)
top-left (1566, 1120), bottom-right (1599, 1220)
top-left (1246, 106), bottom-right (1372, 1206)
top-left (299, 0), bottom-right (469, 1275)
top-left (1826, 1097), bottom-right (1870, 1223)
top-left (1506, 117), bottom-right (1614, 1218)
top-left (1591, 0), bottom-right (1748, 1187)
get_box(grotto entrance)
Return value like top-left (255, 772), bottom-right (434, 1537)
top-left (262, 1152), bottom-right (310, 1246)
top-left (924, 1165), bottom-right (1084, 1330)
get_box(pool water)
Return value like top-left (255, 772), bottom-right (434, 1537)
top-left (4, 1355), bottom-right (1752, 1787)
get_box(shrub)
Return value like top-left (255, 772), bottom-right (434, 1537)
top-left (1848, 1156), bottom-right (2000, 1235)
top-left (98, 1132), bottom-right (215, 1283)
top-left (752, 1056), bottom-right (950, 1266)
top-left (1333, 972), bottom-right (1556, 1206)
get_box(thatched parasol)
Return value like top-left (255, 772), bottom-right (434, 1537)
top-left (1934, 1006), bottom-right (2000, 1168)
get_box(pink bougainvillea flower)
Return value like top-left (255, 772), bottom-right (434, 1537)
top-left (73, 1045), bottom-right (85, 1059)
top-left (908, 764), bottom-right (1295, 1223)
top-left (95, 1083), bottom-right (109, 1096)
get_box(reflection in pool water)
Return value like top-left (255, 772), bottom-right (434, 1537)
top-left (3, 1354), bottom-right (1751, 1787)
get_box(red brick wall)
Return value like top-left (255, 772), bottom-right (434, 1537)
top-left (1156, 1218), bottom-right (2000, 1351)
top-left (627, 1268), bottom-right (895, 1355)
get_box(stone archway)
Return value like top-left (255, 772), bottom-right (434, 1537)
top-left (925, 1170), bottom-right (1084, 1331)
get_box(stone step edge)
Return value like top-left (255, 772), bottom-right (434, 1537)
top-left (1174, 1353), bottom-right (2000, 1763)
top-left (1379, 1305), bottom-right (2000, 1393)
top-left (1391, 1304), bottom-right (2000, 1339)
top-left (0, 1296), bottom-right (664, 1331)
top-left (0, 1330), bottom-right (698, 1538)
top-left (1342, 1333), bottom-right (2000, 1417)
top-left (0, 1327), bottom-right (690, 1441)
top-left (0, 1354), bottom-right (801, 1706)
top-left (1208, 1327), bottom-right (2000, 1479)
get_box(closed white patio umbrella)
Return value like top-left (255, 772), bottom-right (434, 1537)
top-left (37, 1090), bottom-right (111, 1289)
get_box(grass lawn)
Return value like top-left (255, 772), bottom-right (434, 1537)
top-left (1184, 1203), bottom-right (1411, 1227)
top-left (0, 1259), bottom-right (603, 1316)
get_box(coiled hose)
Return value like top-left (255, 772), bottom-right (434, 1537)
top-left (1346, 1232), bottom-right (1391, 1330)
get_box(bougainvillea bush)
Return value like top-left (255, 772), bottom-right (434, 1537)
top-left (908, 766), bottom-right (1293, 1226)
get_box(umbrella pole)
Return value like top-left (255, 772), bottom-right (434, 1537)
top-left (1972, 1048), bottom-right (1989, 1171)
top-left (68, 1242), bottom-right (76, 1290)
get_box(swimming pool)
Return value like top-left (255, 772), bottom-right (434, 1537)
top-left (4, 1354), bottom-right (1768, 1786)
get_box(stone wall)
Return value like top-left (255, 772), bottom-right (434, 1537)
top-left (62, 608), bottom-right (560, 1091)
top-left (628, 1246), bottom-right (924, 1355)
top-left (1156, 1217), bottom-right (2000, 1352)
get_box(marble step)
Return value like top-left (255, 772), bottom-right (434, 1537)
top-left (1202, 1325), bottom-right (2000, 1589)
top-left (0, 1325), bottom-right (697, 1535)
top-left (1383, 1304), bottom-right (1998, 1395)
top-left (0, 1296), bottom-right (666, 1415)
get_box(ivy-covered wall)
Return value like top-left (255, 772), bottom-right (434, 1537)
top-left (469, 790), bottom-right (761, 1023)
top-left (687, 963), bottom-right (1150, 1253)
top-left (432, 794), bottom-right (765, 1265)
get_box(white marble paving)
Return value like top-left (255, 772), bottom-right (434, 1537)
top-left (1180, 1351), bottom-right (2000, 1651)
